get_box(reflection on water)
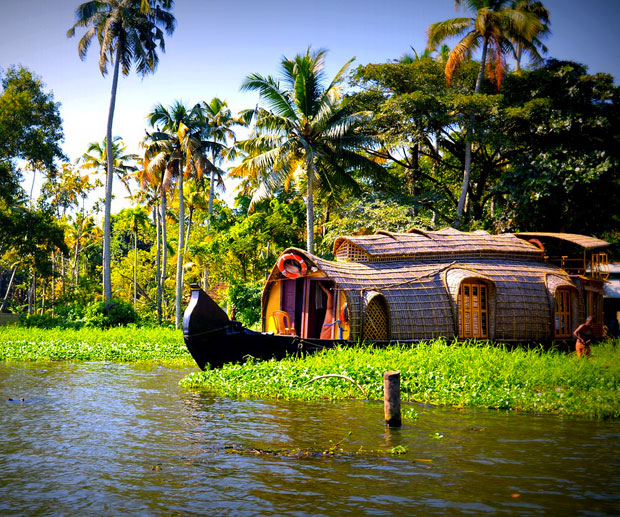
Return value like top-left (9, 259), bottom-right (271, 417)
top-left (0, 362), bottom-right (618, 515)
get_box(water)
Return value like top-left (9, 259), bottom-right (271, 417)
top-left (0, 362), bottom-right (618, 515)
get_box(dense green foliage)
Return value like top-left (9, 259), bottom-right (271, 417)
top-left (181, 339), bottom-right (620, 420)
top-left (2, 5), bottom-right (619, 322)
top-left (0, 66), bottom-right (67, 300)
top-left (227, 282), bottom-right (263, 328)
top-left (0, 326), bottom-right (191, 364)
top-left (19, 298), bottom-right (138, 328)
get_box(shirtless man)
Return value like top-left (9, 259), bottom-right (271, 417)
top-left (573, 316), bottom-right (594, 358)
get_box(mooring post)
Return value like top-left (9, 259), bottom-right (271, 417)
top-left (384, 371), bottom-right (401, 427)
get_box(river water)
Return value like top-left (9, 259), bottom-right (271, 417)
top-left (0, 362), bottom-right (618, 515)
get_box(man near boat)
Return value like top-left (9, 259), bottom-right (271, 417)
top-left (573, 316), bottom-right (594, 358)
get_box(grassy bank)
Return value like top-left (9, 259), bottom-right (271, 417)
top-left (181, 339), bottom-right (620, 419)
top-left (0, 326), bottom-right (193, 366)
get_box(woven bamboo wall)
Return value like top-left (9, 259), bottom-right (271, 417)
top-left (264, 248), bottom-right (578, 342)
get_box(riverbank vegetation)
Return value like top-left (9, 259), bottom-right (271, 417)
top-left (180, 339), bottom-right (620, 420)
top-left (1, 325), bottom-right (617, 418)
top-left (0, 326), bottom-right (192, 365)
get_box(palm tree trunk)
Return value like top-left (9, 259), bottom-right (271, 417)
top-left (183, 206), bottom-right (193, 255)
top-left (155, 202), bottom-right (162, 323)
top-left (61, 254), bottom-right (66, 295)
top-left (203, 267), bottom-right (209, 290)
top-left (455, 38), bottom-right (488, 229)
top-left (160, 190), bottom-right (168, 316)
top-left (306, 153), bottom-right (315, 253)
top-left (515, 43), bottom-right (522, 72)
top-left (103, 43), bottom-right (122, 302)
top-left (133, 229), bottom-right (138, 305)
top-left (207, 150), bottom-right (216, 231)
top-left (51, 252), bottom-right (55, 316)
top-left (73, 226), bottom-right (81, 286)
top-left (0, 266), bottom-right (17, 313)
top-left (27, 273), bottom-right (36, 315)
top-left (175, 172), bottom-right (185, 329)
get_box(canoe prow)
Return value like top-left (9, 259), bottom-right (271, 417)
top-left (182, 284), bottom-right (338, 370)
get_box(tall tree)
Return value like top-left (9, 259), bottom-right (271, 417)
top-left (135, 157), bottom-right (164, 320)
top-left (67, 0), bottom-right (175, 302)
top-left (116, 207), bottom-right (150, 304)
top-left (233, 48), bottom-right (381, 254)
top-left (80, 137), bottom-right (138, 197)
top-left (145, 101), bottom-right (213, 327)
top-left (200, 97), bottom-right (243, 230)
top-left (427, 0), bottom-right (545, 227)
top-left (510, 0), bottom-right (550, 72)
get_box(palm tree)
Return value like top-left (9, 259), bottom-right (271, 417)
top-left (200, 97), bottom-right (243, 230)
top-left (134, 157), bottom-right (164, 320)
top-left (427, 0), bottom-right (545, 227)
top-left (80, 137), bottom-right (138, 197)
top-left (145, 101), bottom-right (213, 328)
top-left (510, 0), bottom-right (550, 72)
top-left (233, 48), bottom-right (381, 254)
top-left (67, 0), bottom-right (175, 302)
top-left (183, 180), bottom-right (209, 255)
top-left (117, 207), bottom-right (150, 304)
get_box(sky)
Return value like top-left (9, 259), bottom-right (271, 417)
top-left (1, 0), bottom-right (619, 208)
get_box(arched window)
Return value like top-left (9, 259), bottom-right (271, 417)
top-left (554, 288), bottom-right (572, 338)
top-left (458, 281), bottom-right (488, 338)
top-left (363, 295), bottom-right (389, 341)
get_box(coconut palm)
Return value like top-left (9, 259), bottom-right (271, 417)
top-left (119, 207), bottom-right (150, 304)
top-left (144, 101), bottom-right (214, 328)
top-left (427, 0), bottom-right (545, 227)
top-left (134, 157), bottom-right (164, 321)
top-left (232, 48), bottom-right (381, 254)
top-left (67, 0), bottom-right (175, 302)
top-left (510, 0), bottom-right (550, 71)
top-left (200, 97), bottom-right (243, 230)
top-left (183, 180), bottom-right (209, 255)
top-left (80, 137), bottom-right (138, 197)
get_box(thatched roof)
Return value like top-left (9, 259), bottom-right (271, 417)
top-left (515, 232), bottom-right (609, 249)
top-left (333, 228), bottom-right (542, 262)
top-left (265, 245), bottom-right (575, 342)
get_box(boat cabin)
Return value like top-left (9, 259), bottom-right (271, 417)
top-left (262, 228), bottom-right (610, 343)
top-left (514, 232), bottom-right (609, 338)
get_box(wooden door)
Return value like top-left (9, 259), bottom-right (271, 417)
top-left (554, 288), bottom-right (572, 338)
top-left (458, 281), bottom-right (488, 338)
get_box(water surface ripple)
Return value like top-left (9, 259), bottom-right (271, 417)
top-left (0, 363), bottom-right (618, 515)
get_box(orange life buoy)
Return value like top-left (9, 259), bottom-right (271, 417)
top-left (277, 253), bottom-right (308, 279)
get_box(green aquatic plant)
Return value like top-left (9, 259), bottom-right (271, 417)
top-left (0, 326), bottom-right (192, 365)
top-left (180, 338), bottom-right (620, 419)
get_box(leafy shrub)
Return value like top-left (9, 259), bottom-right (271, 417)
top-left (228, 282), bottom-right (262, 328)
top-left (83, 299), bottom-right (139, 327)
top-left (54, 301), bottom-right (88, 322)
top-left (19, 313), bottom-right (61, 329)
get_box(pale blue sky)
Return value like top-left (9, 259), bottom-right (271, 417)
top-left (1, 0), bottom-right (619, 205)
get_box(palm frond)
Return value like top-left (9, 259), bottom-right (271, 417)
top-left (241, 73), bottom-right (297, 121)
top-left (427, 18), bottom-right (473, 51)
top-left (445, 31), bottom-right (479, 84)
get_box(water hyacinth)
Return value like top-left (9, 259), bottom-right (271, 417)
top-left (180, 339), bottom-right (620, 420)
top-left (0, 326), bottom-right (193, 366)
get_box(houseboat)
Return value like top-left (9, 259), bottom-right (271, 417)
top-left (183, 228), bottom-right (610, 369)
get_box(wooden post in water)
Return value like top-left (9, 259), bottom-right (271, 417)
top-left (384, 371), bottom-right (401, 427)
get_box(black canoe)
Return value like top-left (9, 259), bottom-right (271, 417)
top-left (182, 284), bottom-right (341, 369)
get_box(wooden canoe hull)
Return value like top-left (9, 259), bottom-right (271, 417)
top-left (182, 286), bottom-right (340, 369)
